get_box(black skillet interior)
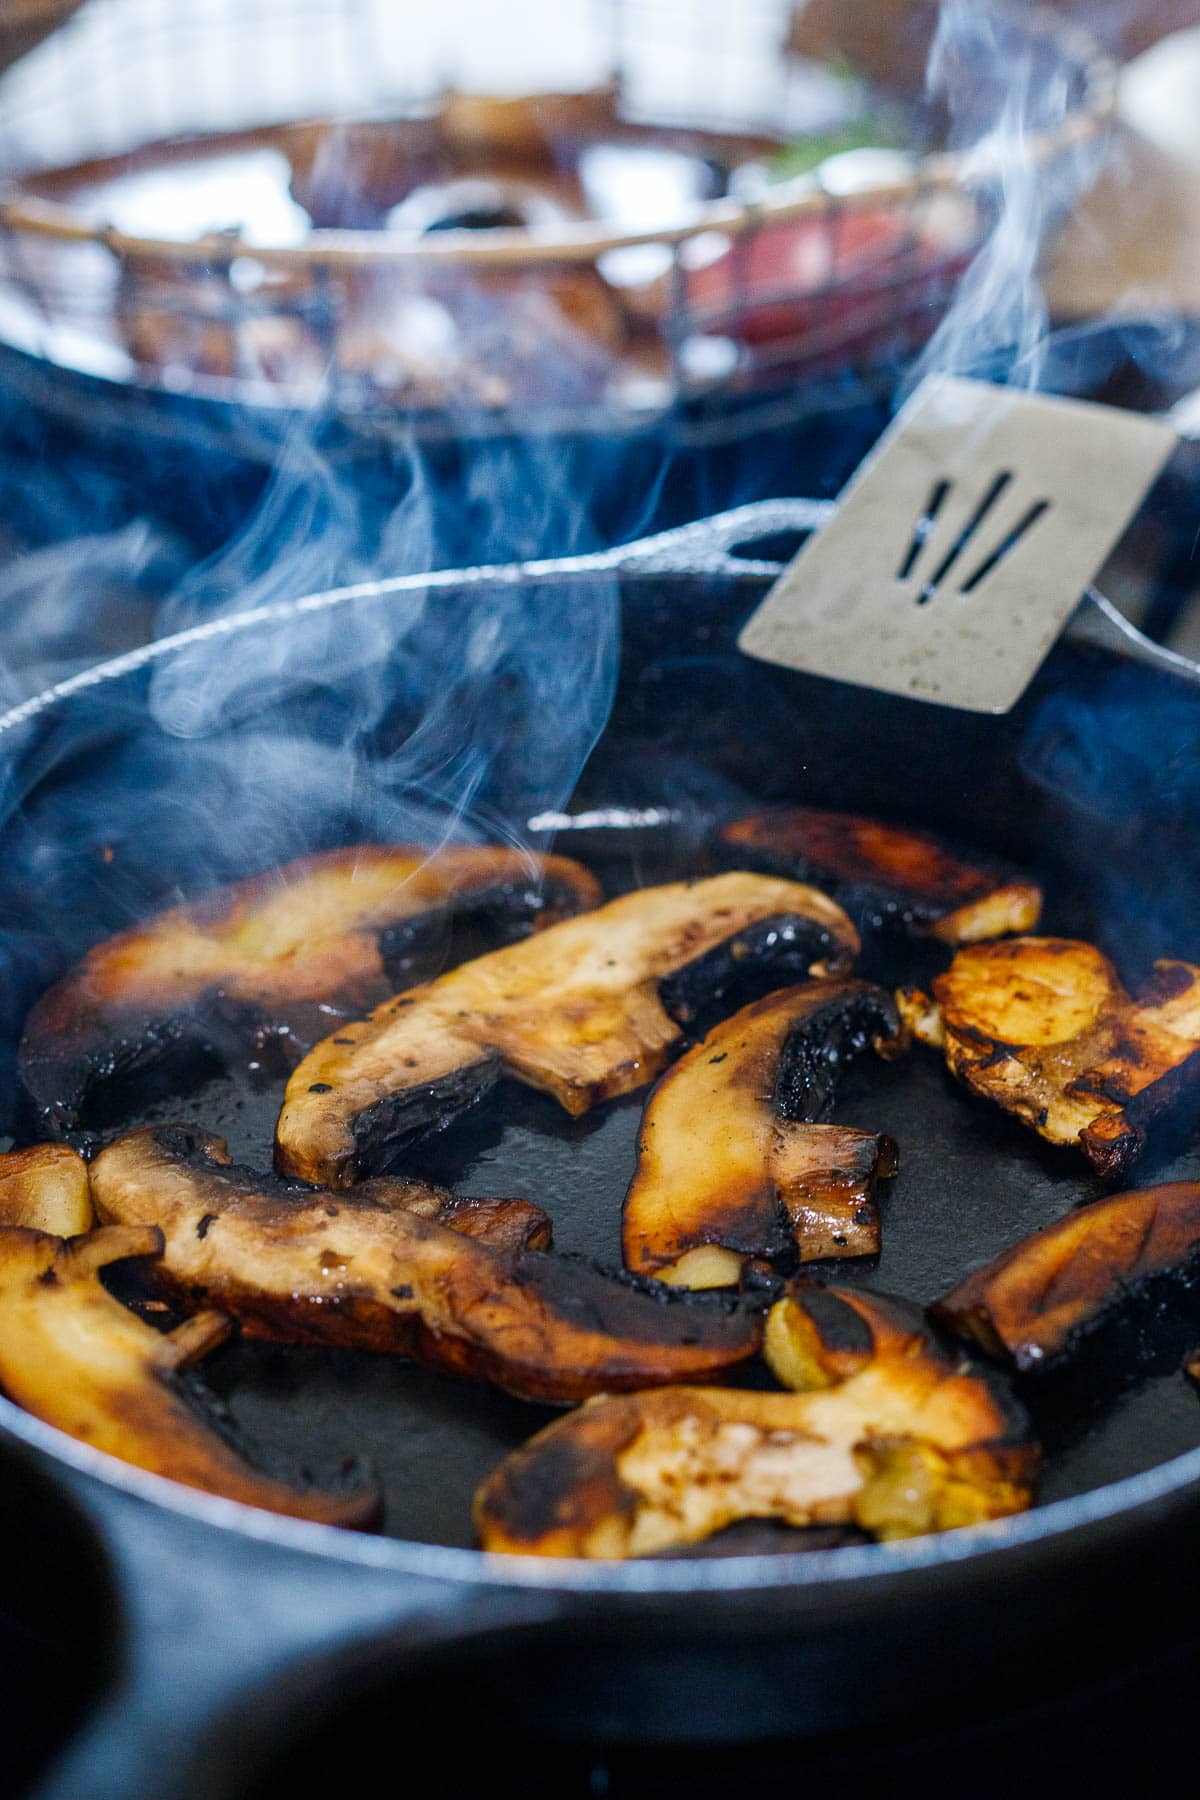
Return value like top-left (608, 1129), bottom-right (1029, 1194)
top-left (4, 562), bottom-right (1200, 1549)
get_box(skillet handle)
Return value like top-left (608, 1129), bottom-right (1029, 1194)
top-left (1069, 586), bottom-right (1200, 687)
top-left (596, 497), bottom-right (835, 576)
top-left (34, 1469), bottom-right (552, 1800)
top-left (601, 495), bottom-right (1200, 688)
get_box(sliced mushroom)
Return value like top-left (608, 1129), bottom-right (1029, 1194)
top-left (0, 1144), bottom-right (94, 1236)
top-left (898, 938), bottom-right (1200, 1176)
top-left (761, 1280), bottom-right (933, 1390)
top-left (474, 1282), bottom-right (1035, 1556)
top-left (717, 808), bottom-right (1041, 943)
top-left (275, 872), bottom-right (859, 1188)
top-left (413, 1192), bottom-right (552, 1253)
top-left (25, 1116), bottom-right (549, 1290)
top-left (933, 1181), bottom-right (1200, 1371)
top-left (90, 1126), bottom-right (762, 1404)
top-left (21, 843), bottom-right (602, 1143)
top-left (0, 1223), bottom-right (378, 1526)
top-left (622, 982), bottom-right (901, 1287)
top-left (349, 1175), bottom-right (553, 1253)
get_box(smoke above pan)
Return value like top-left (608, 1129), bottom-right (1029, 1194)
top-left (0, 0), bottom-right (1188, 1038)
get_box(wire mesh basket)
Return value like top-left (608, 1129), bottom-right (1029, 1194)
top-left (0, 0), bottom-right (1116, 432)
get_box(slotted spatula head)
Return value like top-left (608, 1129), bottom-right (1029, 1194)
top-left (739, 375), bottom-right (1176, 713)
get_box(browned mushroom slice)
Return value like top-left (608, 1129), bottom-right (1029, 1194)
top-left (933, 1181), bottom-right (1200, 1372)
top-left (898, 938), bottom-right (1200, 1176)
top-left (0, 1144), bottom-right (94, 1236)
top-left (381, 1181), bottom-right (552, 1253)
top-left (20, 843), bottom-right (602, 1143)
top-left (276, 872), bottom-right (859, 1188)
top-left (474, 1283), bottom-right (1034, 1556)
top-left (0, 1223), bottom-right (378, 1526)
top-left (622, 982), bottom-right (901, 1288)
top-left (718, 808), bottom-right (1041, 943)
top-left (89, 1127), bottom-right (761, 1404)
top-left (761, 1281), bottom-right (933, 1390)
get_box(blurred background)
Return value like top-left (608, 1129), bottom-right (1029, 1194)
top-left (0, 0), bottom-right (1196, 704)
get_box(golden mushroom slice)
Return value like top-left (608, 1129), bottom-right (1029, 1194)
top-left (474, 1282), bottom-right (1035, 1557)
top-left (0, 1127), bottom-right (549, 1264)
top-left (761, 1281), bottom-right (932, 1390)
top-left (21, 843), bottom-right (602, 1143)
top-left (933, 1181), bottom-right (1200, 1372)
top-left (622, 982), bottom-right (902, 1288)
top-left (0, 1144), bottom-right (94, 1236)
top-left (328, 1172), bottom-right (552, 1252)
top-left (898, 938), bottom-right (1200, 1176)
top-left (90, 1126), bottom-right (762, 1405)
top-left (275, 872), bottom-right (859, 1189)
top-left (407, 1191), bottom-right (552, 1253)
top-left (717, 808), bottom-right (1041, 943)
top-left (0, 1224), bottom-right (378, 1526)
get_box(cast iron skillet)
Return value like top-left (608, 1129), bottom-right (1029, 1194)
top-left (6, 501), bottom-right (1200, 1799)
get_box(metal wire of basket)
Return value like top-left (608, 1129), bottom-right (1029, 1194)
top-left (0, 0), bottom-right (1116, 428)
top-left (0, 0), bottom-right (87, 77)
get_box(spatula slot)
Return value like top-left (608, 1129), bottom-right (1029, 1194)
top-left (913, 470), bottom-right (1014, 604)
top-left (959, 498), bottom-right (1051, 595)
top-left (897, 478), bottom-right (951, 581)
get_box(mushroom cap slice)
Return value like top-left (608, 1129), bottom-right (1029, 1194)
top-left (933, 1181), bottom-right (1200, 1371)
top-left (89, 1126), bottom-right (762, 1404)
top-left (717, 808), bottom-right (1042, 943)
top-left (622, 982), bottom-right (901, 1287)
top-left (898, 938), bottom-right (1200, 1176)
top-left (21, 843), bottom-right (602, 1143)
top-left (474, 1283), bottom-right (1035, 1557)
top-left (0, 1144), bottom-right (94, 1236)
top-left (338, 1175), bottom-right (553, 1252)
top-left (0, 1224), bottom-right (378, 1526)
top-left (762, 1282), bottom-right (931, 1390)
top-left (417, 1192), bottom-right (552, 1253)
top-left (275, 872), bottom-right (859, 1188)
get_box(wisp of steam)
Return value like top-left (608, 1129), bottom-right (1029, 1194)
top-left (909, 0), bottom-right (1101, 392)
top-left (0, 0), bottom-right (1194, 1103)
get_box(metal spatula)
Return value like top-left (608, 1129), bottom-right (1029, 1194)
top-left (738, 374), bottom-right (1177, 713)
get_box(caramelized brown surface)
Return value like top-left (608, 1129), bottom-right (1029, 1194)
top-left (90, 1127), bottom-right (761, 1404)
top-left (276, 872), bottom-right (859, 1188)
top-left (898, 938), bottom-right (1200, 1175)
top-left (762, 1282), bottom-right (933, 1389)
top-left (622, 982), bottom-right (901, 1287)
top-left (0, 1224), bottom-right (377, 1526)
top-left (934, 1181), bottom-right (1200, 1370)
top-left (21, 843), bottom-right (601, 1142)
top-left (337, 1173), bottom-right (553, 1253)
top-left (476, 1283), bottom-right (1034, 1557)
top-left (0, 1144), bottom-right (93, 1236)
top-left (425, 1193), bottom-right (552, 1253)
top-left (719, 808), bottom-right (1041, 943)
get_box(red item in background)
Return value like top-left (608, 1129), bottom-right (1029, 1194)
top-left (687, 207), bottom-right (967, 352)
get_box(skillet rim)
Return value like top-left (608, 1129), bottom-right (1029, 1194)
top-left (4, 1389), bottom-right (1200, 1595)
top-left (3, 546), bottom-right (1200, 1596)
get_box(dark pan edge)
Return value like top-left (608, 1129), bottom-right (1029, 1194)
top-left (3, 1390), bottom-right (1200, 1597)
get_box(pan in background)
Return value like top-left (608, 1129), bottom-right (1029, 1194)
top-left (0, 1), bottom-right (1108, 446)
